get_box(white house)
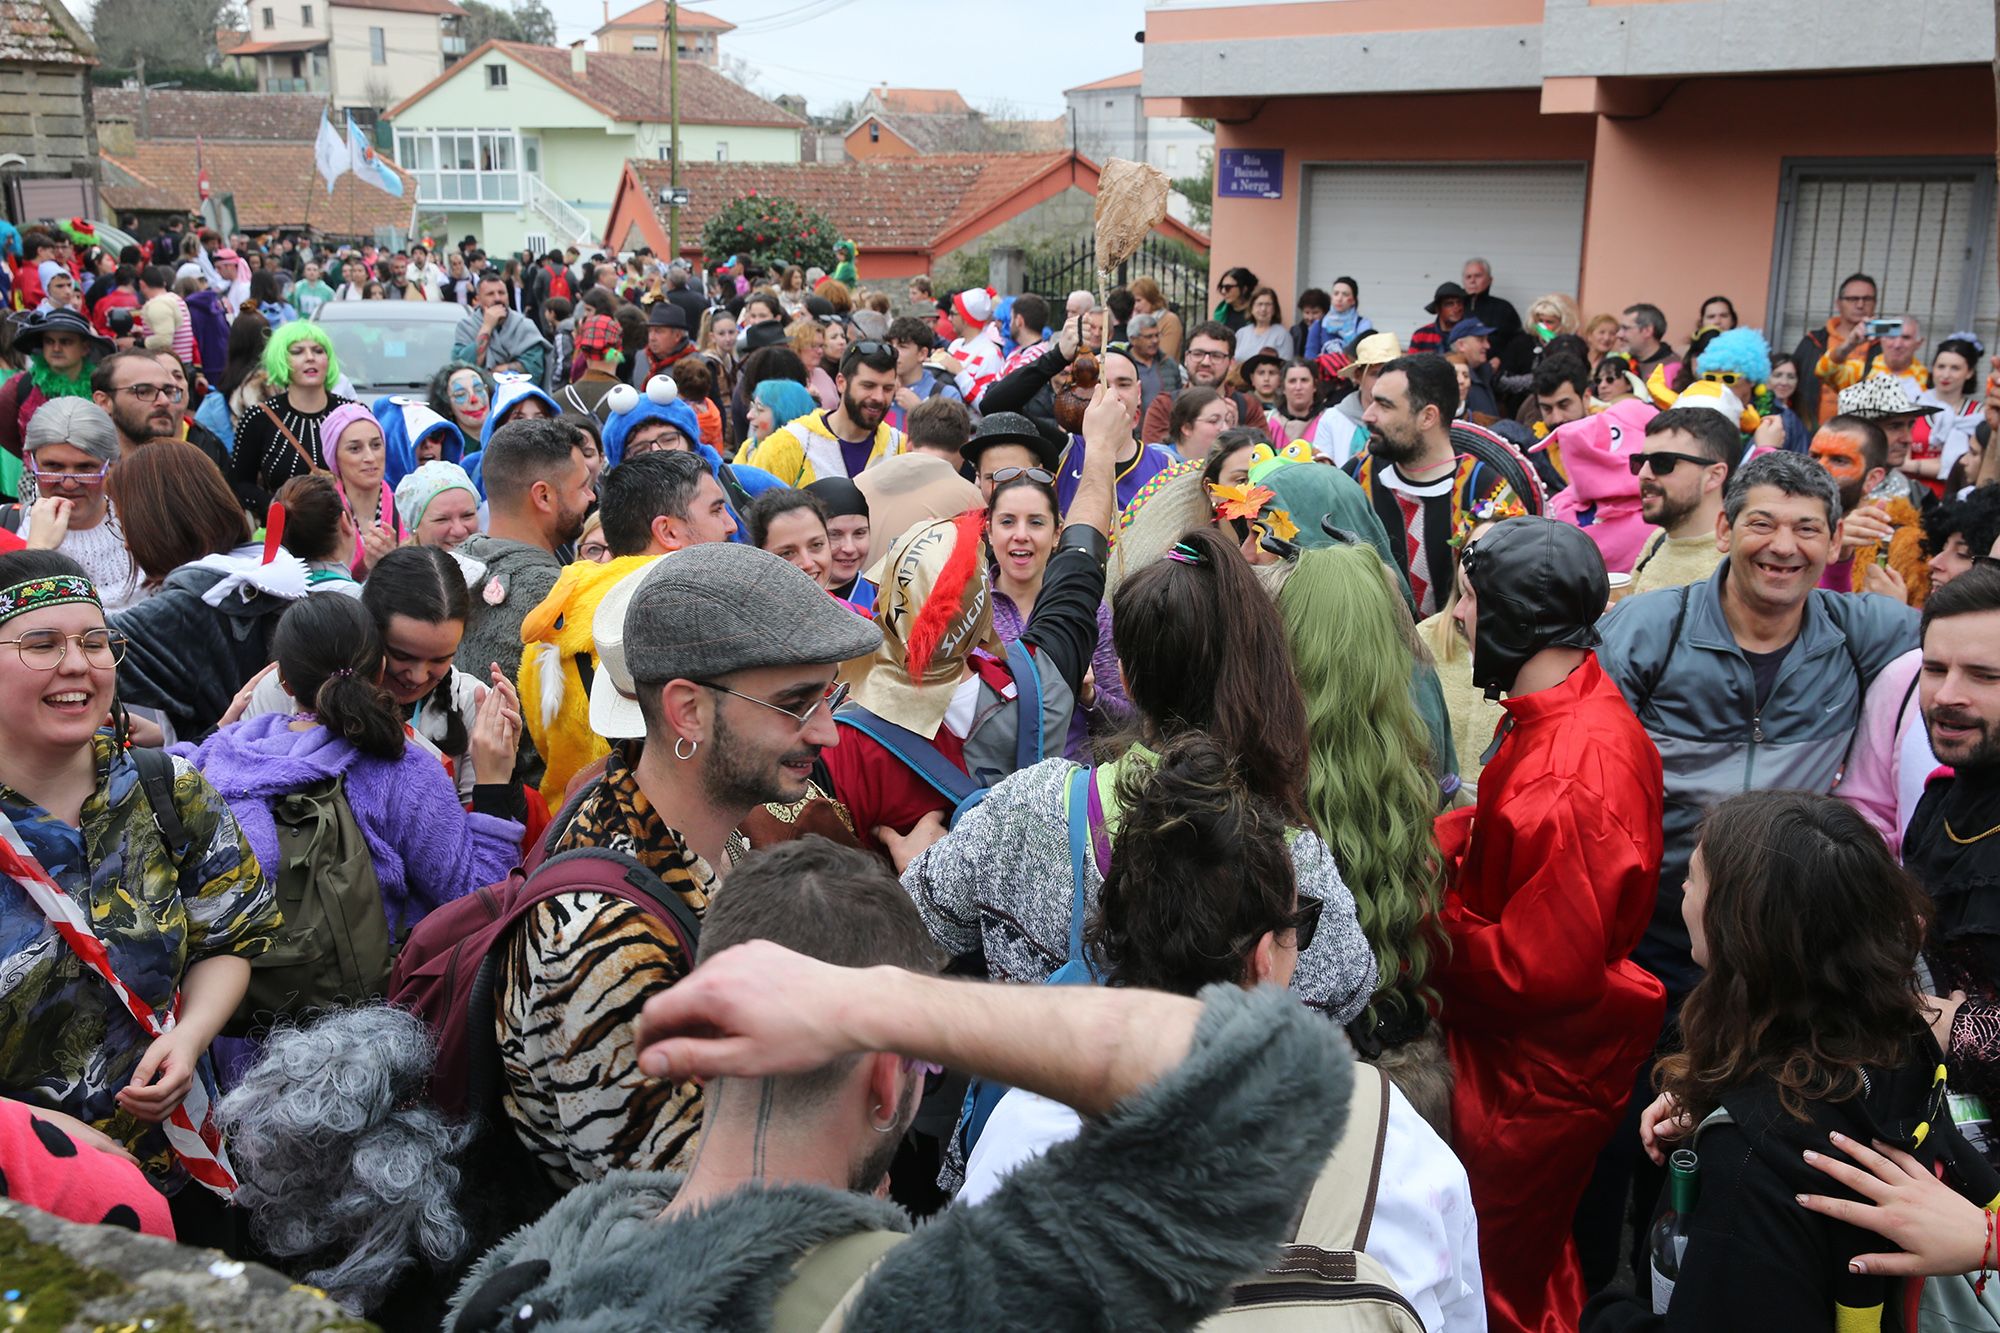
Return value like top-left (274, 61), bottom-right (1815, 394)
top-left (1064, 70), bottom-right (1211, 178)
top-left (226, 0), bottom-right (466, 110)
top-left (384, 38), bottom-right (802, 257)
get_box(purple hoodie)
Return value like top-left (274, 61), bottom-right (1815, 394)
top-left (179, 711), bottom-right (521, 931)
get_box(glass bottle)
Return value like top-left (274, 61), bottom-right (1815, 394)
top-left (1649, 1147), bottom-right (1700, 1314)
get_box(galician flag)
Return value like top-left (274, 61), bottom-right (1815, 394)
top-left (346, 112), bottom-right (404, 197)
top-left (314, 111), bottom-right (349, 194)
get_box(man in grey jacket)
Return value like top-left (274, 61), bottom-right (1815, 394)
top-left (454, 418), bottom-right (594, 689)
top-left (1578, 448), bottom-right (1917, 1285)
top-left (447, 837), bottom-right (1354, 1332)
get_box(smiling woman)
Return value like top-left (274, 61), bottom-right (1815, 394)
top-left (0, 548), bottom-right (279, 1222)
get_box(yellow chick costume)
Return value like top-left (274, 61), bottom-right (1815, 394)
top-left (519, 554), bottom-right (658, 807)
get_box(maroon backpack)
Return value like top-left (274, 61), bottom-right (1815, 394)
top-left (387, 842), bottom-right (701, 1121)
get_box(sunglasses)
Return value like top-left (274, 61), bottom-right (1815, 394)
top-left (986, 466), bottom-right (1054, 486)
top-left (1627, 450), bottom-right (1717, 477)
top-left (1702, 371), bottom-right (1745, 385)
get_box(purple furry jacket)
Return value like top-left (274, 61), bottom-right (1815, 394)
top-left (178, 711), bottom-right (522, 931)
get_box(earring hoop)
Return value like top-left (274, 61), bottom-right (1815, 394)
top-left (869, 1105), bottom-right (896, 1134)
top-left (673, 736), bottom-right (698, 760)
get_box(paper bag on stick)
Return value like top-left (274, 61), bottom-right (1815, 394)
top-left (1093, 157), bottom-right (1171, 351)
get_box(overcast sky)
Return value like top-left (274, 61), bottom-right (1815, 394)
top-left (542, 0), bottom-right (1148, 118)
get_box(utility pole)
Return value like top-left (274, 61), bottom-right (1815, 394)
top-left (667, 0), bottom-right (681, 257)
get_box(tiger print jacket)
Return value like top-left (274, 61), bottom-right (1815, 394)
top-left (495, 742), bottom-right (716, 1190)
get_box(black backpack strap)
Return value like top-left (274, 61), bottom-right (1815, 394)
top-left (1635, 583), bottom-right (1696, 715)
top-left (716, 462), bottom-right (755, 517)
top-left (129, 746), bottom-right (191, 857)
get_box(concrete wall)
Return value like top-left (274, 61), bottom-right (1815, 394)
top-left (1197, 66), bottom-right (1995, 344)
top-left (329, 7), bottom-right (444, 109)
top-left (1068, 85), bottom-right (1211, 177)
top-left (0, 64), bottom-right (93, 173)
top-left (1206, 91), bottom-right (1594, 308)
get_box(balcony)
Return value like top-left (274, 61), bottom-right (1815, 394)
top-left (265, 76), bottom-right (324, 93)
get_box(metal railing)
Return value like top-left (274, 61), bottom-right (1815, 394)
top-left (1026, 233), bottom-right (1209, 319)
top-left (527, 174), bottom-right (597, 248)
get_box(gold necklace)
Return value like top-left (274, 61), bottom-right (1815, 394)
top-left (1944, 816), bottom-right (2000, 845)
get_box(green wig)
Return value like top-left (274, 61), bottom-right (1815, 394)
top-left (262, 320), bottom-right (340, 392)
top-left (1275, 544), bottom-right (1444, 1033)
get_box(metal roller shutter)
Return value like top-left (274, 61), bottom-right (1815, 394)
top-left (1770, 160), bottom-right (1994, 356)
top-left (1298, 162), bottom-right (1588, 342)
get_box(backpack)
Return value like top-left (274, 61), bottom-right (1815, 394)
top-left (1201, 1066), bottom-right (1422, 1331)
top-left (228, 774), bottom-right (393, 1036)
top-left (386, 837), bottom-right (700, 1121)
top-left (831, 638), bottom-right (1046, 827)
top-left (770, 1064), bottom-right (1419, 1333)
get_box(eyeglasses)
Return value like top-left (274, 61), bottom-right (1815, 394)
top-left (1217, 281), bottom-right (1239, 293)
top-left (0, 628), bottom-right (126, 670)
top-left (578, 540), bottom-right (611, 561)
top-left (1702, 371), bottom-right (1744, 385)
top-left (114, 383), bottom-right (185, 404)
top-left (986, 466), bottom-right (1054, 486)
top-left (1627, 450), bottom-right (1717, 476)
top-left (691, 677), bottom-right (848, 727)
top-left (28, 463), bottom-right (108, 488)
top-left (845, 340), bottom-right (891, 360)
top-left (1186, 347), bottom-right (1229, 363)
top-left (1839, 291), bottom-right (1877, 306)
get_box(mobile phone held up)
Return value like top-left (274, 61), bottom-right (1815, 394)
top-left (1865, 317), bottom-right (1904, 339)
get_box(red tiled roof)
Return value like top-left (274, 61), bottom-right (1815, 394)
top-left (95, 89), bottom-right (326, 142)
top-left (216, 27), bottom-right (249, 52)
top-left (1066, 69), bottom-right (1142, 93)
top-left (629, 153), bottom-right (1074, 252)
top-left (386, 39), bottom-right (802, 128)
top-left (226, 37), bottom-right (328, 54)
top-left (100, 141), bottom-right (412, 234)
top-left (0, 0), bottom-right (95, 66)
top-left (596, 2), bottom-right (733, 34)
top-left (330, 0), bottom-right (466, 14)
top-left (869, 87), bottom-right (969, 115)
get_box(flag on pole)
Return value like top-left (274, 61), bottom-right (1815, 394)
top-left (195, 135), bottom-right (211, 201)
top-left (346, 113), bottom-right (404, 198)
top-left (314, 111), bottom-right (349, 194)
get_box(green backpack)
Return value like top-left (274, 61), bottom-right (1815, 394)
top-left (229, 774), bottom-right (393, 1035)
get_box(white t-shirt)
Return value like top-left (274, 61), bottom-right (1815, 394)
top-left (961, 1079), bottom-right (1487, 1333)
top-left (13, 510), bottom-right (144, 611)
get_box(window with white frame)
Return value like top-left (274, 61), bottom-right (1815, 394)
top-left (369, 26), bottom-right (385, 64)
top-left (261, 6), bottom-right (273, 26)
top-left (396, 129), bottom-right (523, 205)
top-left (633, 33), bottom-right (658, 51)
top-left (715, 142), bottom-right (728, 162)
top-left (301, 4), bottom-right (312, 24)
top-left (486, 63), bottom-right (507, 88)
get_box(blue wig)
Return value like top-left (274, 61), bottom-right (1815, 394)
top-left (1697, 327), bottom-right (1772, 387)
top-left (752, 378), bottom-right (816, 439)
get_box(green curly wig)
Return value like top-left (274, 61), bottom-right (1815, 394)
top-left (1276, 544), bottom-right (1444, 1030)
top-left (262, 320), bottom-right (340, 392)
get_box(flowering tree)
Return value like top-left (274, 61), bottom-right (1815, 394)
top-left (700, 192), bottom-right (840, 275)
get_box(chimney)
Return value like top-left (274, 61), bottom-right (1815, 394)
top-left (602, 0), bottom-right (610, 22)
top-left (570, 40), bottom-right (587, 76)
top-left (98, 117), bottom-right (135, 157)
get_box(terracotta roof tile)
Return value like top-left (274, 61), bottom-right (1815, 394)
top-left (101, 141), bottom-right (412, 234)
top-left (0, 0), bottom-right (94, 66)
top-left (390, 39), bottom-right (800, 128)
top-left (1066, 70), bottom-right (1142, 93)
top-left (870, 88), bottom-right (968, 115)
top-left (596, 2), bottom-right (733, 34)
top-left (95, 89), bottom-right (326, 142)
top-left (630, 153), bottom-right (1074, 252)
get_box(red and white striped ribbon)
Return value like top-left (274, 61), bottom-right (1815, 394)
top-left (0, 807), bottom-right (238, 1196)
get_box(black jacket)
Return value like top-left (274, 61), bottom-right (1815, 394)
top-left (112, 561), bottom-right (292, 739)
top-left (1585, 1038), bottom-right (1999, 1333)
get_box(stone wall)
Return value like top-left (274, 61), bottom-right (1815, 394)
top-left (0, 62), bottom-right (94, 172)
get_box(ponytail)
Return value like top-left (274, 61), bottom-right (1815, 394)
top-left (272, 594), bottom-right (406, 761)
top-left (1087, 732), bottom-right (1298, 994)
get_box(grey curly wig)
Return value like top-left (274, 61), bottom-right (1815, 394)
top-left (215, 1006), bottom-right (473, 1314)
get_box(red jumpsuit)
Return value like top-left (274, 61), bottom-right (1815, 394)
top-left (1434, 653), bottom-right (1665, 1333)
